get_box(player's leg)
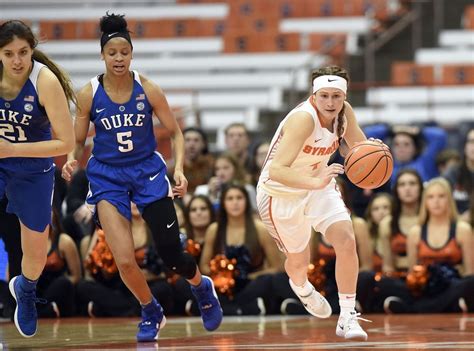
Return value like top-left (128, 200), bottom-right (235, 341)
top-left (142, 197), bottom-right (223, 331)
top-left (6, 168), bottom-right (53, 338)
top-left (87, 157), bottom-right (165, 342)
top-left (325, 220), bottom-right (369, 340)
top-left (256, 189), bottom-right (331, 318)
top-left (9, 223), bottom-right (48, 338)
top-left (136, 153), bottom-right (222, 331)
top-left (285, 246), bottom-right (332, 318)
top-left (97, 200), bottom-right (165, 342)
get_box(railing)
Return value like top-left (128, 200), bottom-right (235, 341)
top-left (364, 3), bottom-right (422, 85)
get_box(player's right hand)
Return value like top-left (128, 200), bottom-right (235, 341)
top-left (317, 163), bottom-right (344, 188)
top-left (62, 160), bottom-right (78, 181)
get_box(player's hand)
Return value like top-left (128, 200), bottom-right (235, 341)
top-left (368, 137), bottom-right (389, 149)
top-left (62, 160), bottom-right (78, 181)
top-left (0, 138), bottom-right (16, 158)
top-left (173, 170), bottom-right (188, 198)
top-left (317, 163), bottom-right (344, 188)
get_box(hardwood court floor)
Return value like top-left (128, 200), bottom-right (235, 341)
top-left (1, 314), bottom-right (474, 350)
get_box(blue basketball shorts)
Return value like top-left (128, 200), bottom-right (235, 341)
top-left (86, 152), bottom-right (173, 221)
top-left (0, 162), bottom-right (55, 232)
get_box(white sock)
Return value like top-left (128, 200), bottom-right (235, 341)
top-left (290, 279), bottom-right (313, 297)
top-left (339, 293), bottom-right (356, 315)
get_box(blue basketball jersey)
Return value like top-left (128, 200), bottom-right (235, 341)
top-left (89, 71), bottom-right (157, 165)
top-left (0, 61), bottom-right (52, 172)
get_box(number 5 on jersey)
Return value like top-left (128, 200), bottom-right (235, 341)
top-left (117, 131), bottom-right (133, 152)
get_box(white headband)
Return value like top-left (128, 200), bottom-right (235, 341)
top-left (312, 75), bottom-right (347, 94)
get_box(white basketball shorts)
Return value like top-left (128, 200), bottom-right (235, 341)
top-left (256, 181), bottom-right (351, 253)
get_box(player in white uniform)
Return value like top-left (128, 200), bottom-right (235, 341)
top-left (257, 66), bottom-right (370, 340)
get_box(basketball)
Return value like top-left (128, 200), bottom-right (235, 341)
top-left (344, 141), bottom-right (393, 189)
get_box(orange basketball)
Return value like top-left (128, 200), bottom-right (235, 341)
top-left (344, 141), bottom-right (393, 189)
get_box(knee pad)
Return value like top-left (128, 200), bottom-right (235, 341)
top-left (143, 198), bottom-right (197, 279)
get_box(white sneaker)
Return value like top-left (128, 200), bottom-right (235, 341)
top-left (87, 301), bottom-right (95, 318)
top-left (257, 297), bottom-right (266, 316)
top-left (459, 297), bottom-right (468, 313)
top-left (51, 302), bottom-right (60, 318)
top-left (336, 311), bottom-right (370, 340)
top-left (280, 298), bottom-right (300, 315)
top-left (289, 280), bottom-right (332, 318)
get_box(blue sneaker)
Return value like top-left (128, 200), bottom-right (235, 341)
top-left (137, 299), bottom-right (166, 342)
top-left (9, 276), bottom-right (44, 338)
top-left (191, 275), bottom-right (223, 331)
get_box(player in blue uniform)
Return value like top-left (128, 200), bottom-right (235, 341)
top-left (0, 20), bottom-right (75, 337)
top-left (61, 13), bottom-right (222, 342)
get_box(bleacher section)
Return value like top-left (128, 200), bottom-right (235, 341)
top-left (11, 0), bottom-right (388, 138)
top-left (1, 1), bottom-right (399, 139)
top-left (3, 0), bottom-right (472, 149)
top-left (358, 4), bottom-right (474, 126)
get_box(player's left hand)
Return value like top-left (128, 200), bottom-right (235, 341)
top-left (173, 170), bottom-right (188, 198)
top-left (368, 137), bottom-right (389, 148)
top-left (0, 138), bottom-right (16, 158)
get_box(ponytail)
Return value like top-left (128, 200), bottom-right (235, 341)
top-left (33, 49), bottom-right (77, 108)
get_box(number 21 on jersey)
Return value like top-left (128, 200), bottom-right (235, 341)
top-left (0, 124), bottom-right (27, 142)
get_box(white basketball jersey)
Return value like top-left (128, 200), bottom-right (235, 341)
top-left (258, 97), bottom-right (346, 196)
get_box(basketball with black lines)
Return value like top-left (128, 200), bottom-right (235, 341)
top-left (344, 141), bottom-right (393, 189)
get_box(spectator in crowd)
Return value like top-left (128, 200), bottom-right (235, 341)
top-left (183, 195), bottom-right (216, 248)
top-left (224, 123), bottom-right (252, 173)
top-left (385, 178), bottom-right (474, 313)
top-left (371, 170), bottom-right (423, 313)
top-left (379, 169), bottom-right (423, 273)
top-left (443, 127), bottom-right (474, 221)
top-left (199, 183), bottom-right (284, 315)
top-left (168, 127), bottom-right (214, 197)
top-left (364, 124), bottom-right (447, 184)
top-left (249, 141), bottom-right (270, 187)
top-left (195, 153), bottom-right (257, 211)
top-left (353, 192), bottom-right (394, 313)
top-left (436, 149), bottom-right (461, 176)
top-left (364, 193), bottom-right (393, 273)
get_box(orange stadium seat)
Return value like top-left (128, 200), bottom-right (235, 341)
top-left (197, 19), bottom-right (226, 36)
top-left (39, 21), bottom-right (78, 40)
top-left (278, 0), bottom-right (324, 18)
top-left (77, 20), bottom-right (101, 39)
top-left (463, 5), bottom-right (474, 29)
top-left (228, 0), bottom-right (281, 18)
top-left (350, 0), bottom-right (389, 19)
top-left (133, 19), bottom-right (191, 38)
top-left (226, 15), bottom-right (280, 33)
top-left (391, 62), bottom-right (435, 86)
top-left (441, 65), bottom-right (474, 85)
top-left (308, 33), bottom-right (346, 57)
top-left (223, 32), bottom-right (300, 53)
top-left (176, 0), bottom-right (225, 3)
